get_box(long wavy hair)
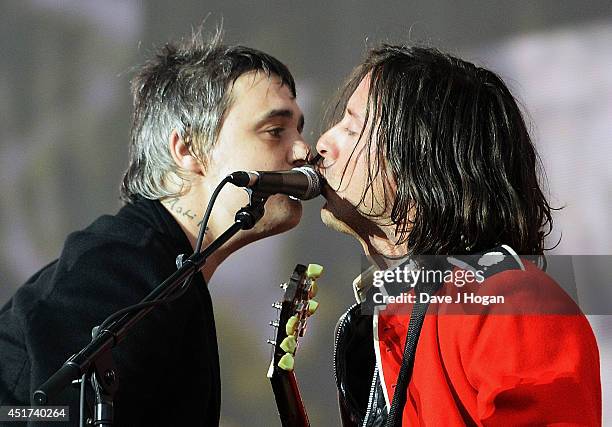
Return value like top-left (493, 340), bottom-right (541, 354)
top-left (332, 45), bottom-right (555, 255)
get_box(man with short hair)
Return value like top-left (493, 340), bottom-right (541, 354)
top-left (316, 45), bottom-right (600, 426)
top-left (0, 31), bottom-right (309, 426)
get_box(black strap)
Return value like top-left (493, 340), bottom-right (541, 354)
top-left (384, 280), bottom-right (441, 427)
top-left (383, 246), bottom-right (525, 426)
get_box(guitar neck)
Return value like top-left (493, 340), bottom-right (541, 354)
top-left (268, 263), bottom-right (323, 427)
top-left (269, 366), bottom-right (310, 427)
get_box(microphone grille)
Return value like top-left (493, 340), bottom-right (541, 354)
top-left (294, 166), bottom-right (322, 200)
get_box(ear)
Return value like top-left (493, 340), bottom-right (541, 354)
top-left (168, 129), bottom-right (203, 174)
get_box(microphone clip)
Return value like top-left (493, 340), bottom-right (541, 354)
top-left (235, 189), bottom-right (268, 230)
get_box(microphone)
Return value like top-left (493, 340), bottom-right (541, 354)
top-left (228, 166), bottom-right (322, 200)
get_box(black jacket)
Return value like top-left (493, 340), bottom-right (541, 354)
top-left (335, 304), bottom-right (386, 427)
top-left (0, 198), bottom-right (220, 426)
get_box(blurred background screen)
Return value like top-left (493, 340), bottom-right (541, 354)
top-left (1, 1), bottom-right (610, 425)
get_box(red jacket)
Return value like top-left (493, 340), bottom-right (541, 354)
top-left (374, 259), bottom-right (601, 426)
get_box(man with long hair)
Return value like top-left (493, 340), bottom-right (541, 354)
top-left (0, 30), bottom-right (309, 425)
top-left (316, 45), bottom-right (601, 425)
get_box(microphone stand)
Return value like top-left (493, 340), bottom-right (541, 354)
top-left (33, 191), bottom-right (268, 426)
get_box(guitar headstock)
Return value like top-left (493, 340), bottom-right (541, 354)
top-left (267, 263), bottom-right (323, 377)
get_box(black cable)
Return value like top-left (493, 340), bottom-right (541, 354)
top-left (96, 175), bottom-right (233, 338)
top-left (75, 175), bottom-right (237, 426)
top-left (195, 175), bottom-right (232, 254)
top-left (97, 280), bottom-right (194, 333)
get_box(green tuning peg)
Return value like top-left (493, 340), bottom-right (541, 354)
top-left (308, 300), bottom-right (319, 315)
top-left (278, 353), bottom-right (294, 371)
top-left (280, 335), bottom-right (297, 354)
top-left (286, 315), bottom-right (299, 335)
top-left (306, 264), bottom-right (324, 279)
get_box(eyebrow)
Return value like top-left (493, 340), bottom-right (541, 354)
top-left (256, 108), bottom-right (305, 133)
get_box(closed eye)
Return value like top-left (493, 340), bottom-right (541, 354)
top-left (345, 127), bottom-right (359, 137)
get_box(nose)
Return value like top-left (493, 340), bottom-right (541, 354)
top-left (289, 136), bottom-right (311, 168)
top-left (315, 128), bottom-right (337, 165)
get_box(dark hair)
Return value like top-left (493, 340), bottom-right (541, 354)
top-left (121, 28), bottom-right (296, 203)
top-left (333, 44), bottom-right (554, 255)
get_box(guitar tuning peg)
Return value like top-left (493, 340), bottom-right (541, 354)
top-left (306, 263), bottom-right (324, 279)
top-left (280, 335), bottom-right (297, 354)
top-left (272, 301), bottom-right (282, 309)
top-left (308, 300), bottom-right (319, 315)
top-left (279, 282), bottom-right (288, 289)
top-left (286, 315), bottom-right (299, 335)
top-left (278, 353), bottom-right (294, 371)
top-left (269, 320), bottom-right (279, 328)
top-left (267, 339), bottom-right (276, 346)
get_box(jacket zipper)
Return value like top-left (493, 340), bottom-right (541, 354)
top-left (361, 364), bottom-right (379, 426)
